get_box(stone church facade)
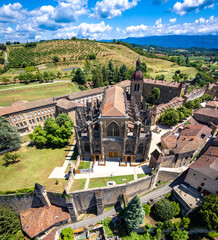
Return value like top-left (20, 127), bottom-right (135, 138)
top-left (75, 59), bottom-right (152, 164)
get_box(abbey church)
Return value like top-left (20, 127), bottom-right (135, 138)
top-left (75, 59), bottom-right (152, 165)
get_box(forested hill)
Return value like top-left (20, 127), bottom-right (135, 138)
top-left (105, 35), bottom-right (218, 49)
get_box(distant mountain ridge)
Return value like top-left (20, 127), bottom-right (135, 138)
top-left (104, 35), bottom-right (218, 49)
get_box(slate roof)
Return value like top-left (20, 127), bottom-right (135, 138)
top-left (151, 149), bottom-right (162, 162)
top-left (20, 205), bottom-right (70, 239)
top-left (102, 86), bottom-right (126, 117)
top-left (190, 146), bottom-right (218, 180)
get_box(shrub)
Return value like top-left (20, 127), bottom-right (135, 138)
top-left (151, 199), bottom-right (175, 221)
top-left (143, 204), bottom-right (151, 215)
top-left (61, 227), bottom-right (74, 240)
top-left (102, 218), bottom-right (113, 237)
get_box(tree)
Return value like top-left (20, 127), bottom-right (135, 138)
top-left (108, 60), bottom-right (114, 84)
top-left (0, 116), bottom-right (21, 151)
top-left (124, 195), bottom-right (145, 230)
top-left (92, 68), bottom-right (102, 88)
top-left (53, 56), bottom-right (59, 63)
top-left (3, 153), bottom-right (20, 166)
top-left (72, 68), bottom-right (85, 85)
top-left (61, 227), bottom-right (74, 240)
top-left (143, 204), bottom-right (151, 215)
top-left (170, 229), bottom-right (189, 240)
top-left (151, 199), bottom-right (175, 221)
top-left (140, 62), bottom-right (147, 73)
top-left (159, 108), bottom-right (180, 126)
top-left (181, 217), bottom-right (190, 229)
top-left (147, 87), bottom-right (160, 104)
top-left (22, 61), bottom-right (27, 68)
top-left (0, 206), bottom-right (23, 240)
top-left (71, 36), bottom-right (77, 40)
top-left (57, 71), bottom-right (62, 79)
top-left (56, 113), bottom-right (74, 128)
top-left (119, 64), bottom-right (128, 81)
top-left (172, 201), bottom-right (180, 216)
top-left (198, 194), bottom-right (218, 230)
top-left (102, 65), bottom-right (108, 84)
top-left (155, 74), bottom-right (165, 80)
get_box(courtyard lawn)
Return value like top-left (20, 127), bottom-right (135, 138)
top-left (137, 173), bottom-right (149, 179)
top-left (0, 82), bottom-right (80, 107)
top-left (88, 175), bottom-right (134, 189)
top-left (70, 179), bottom-right (86, 192)
top-left (78, 161), bottom-right (91, 169)
top-left (0, 136), bottom-right (75, 192)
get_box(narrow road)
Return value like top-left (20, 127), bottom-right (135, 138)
top-left (0, 80), bottom-right (69, 92)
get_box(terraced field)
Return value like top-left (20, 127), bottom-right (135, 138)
top-left (7, 40), bottom-right (197, 80)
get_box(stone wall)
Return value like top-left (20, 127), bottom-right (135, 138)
top-left (70, 174), bottom-right (156, 212)
top-left (0, 194), bottom-right (43, 213)
top-left (157, 170), bottom-right (180, 183)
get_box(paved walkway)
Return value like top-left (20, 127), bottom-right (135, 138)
top-left (84, 174), bottom-right (91, 190)
top-left (48, 140), bottom-right (76, 179)
top-left (75, 161), bottom-right (151, 179)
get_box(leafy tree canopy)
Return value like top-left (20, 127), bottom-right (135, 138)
top-left (72, 68), bottom-right (86, 85)
top-left (147, 87), bottom-right (160, 104)
top-left (170, 229), bottom-right (189, 240)
top-left (0, 116), bottom-right (21, 152)
top-left (151, 199), bottom-right (175, 221)
top-left (0, 206), bottom-right (24, 240)
top-left (198, 194), bottom-right (218, 230)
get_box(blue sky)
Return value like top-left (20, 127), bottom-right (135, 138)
top-left (0, 0), bottom-right (217, 43)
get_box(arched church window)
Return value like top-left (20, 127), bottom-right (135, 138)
top-left (138, 143), bottom-right (143, 154)
top-left (84, 143), bottom-right (90, 152)
top-left (107, 122), bottom-right (119, 137)
top-left (94, 123), bottom-right (99, 131)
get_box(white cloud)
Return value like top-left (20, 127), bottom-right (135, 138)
top-left (170, 18), bottom-right (177, 23)
top-left (0, 3), bottom-right (26, 23)
top-left (123, 16), bottom-right (218, 37)
top-left (172, 0), bottom-right (216, 16)
top-left (90, 0), bottom-right (140, 19)
top-left (77, 21), bottom-right (113, 39)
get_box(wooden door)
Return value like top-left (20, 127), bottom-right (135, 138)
top-left (109, 152), bottom-right (113, 158)
top-left (114, 152), bottom-right (118, 158)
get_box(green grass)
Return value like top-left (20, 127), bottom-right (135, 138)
top-left (88, 175), bottom-right (134, 189)
top-left (137, 173), bottom-right (149, 179)
top-left (78, 161), bottom-right (91, 169)
top-left (70, 179), bottom-right (86, 192)
top-left (0, 140), bottom-right (74, 192)
top-left (0, 82), bottom-right (80, 107)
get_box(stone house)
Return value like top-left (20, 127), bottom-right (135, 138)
top-left (150, 124), bottom-right (212, 168)
top-left (184, 146), bottom-right (218, 195)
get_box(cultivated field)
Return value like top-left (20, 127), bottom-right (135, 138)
top-left (6, 40), bottom-right (197, 81)
top-left (0, 82), bottom-right (80, 107)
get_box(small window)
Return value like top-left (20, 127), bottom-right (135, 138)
top-left (32, 119), bottom-right (35, 123)
top-left (40, 117), bottom-right (42, 121)
top-left (201, 183), bottom-right (205, 187)
top-left (35, 112), bottom-right (37, 116)
top-left (204, 178), bottom-right (207, 181)
top-left (31, 126), bottom-right (34, 129)
top-left (45, 109), bottom-right (47, 113)
top-left (43, 116), bottom-right (46, 120)
top-left (29, 120), bottom-right (32, 124)
top-left (20, 123), bottom-right (23, 127)
top-left (24, 121), bottom-right (27, 125)
top-left (21, 115), bottom-right (24, 119)
top-left (38, 111), bottom-right (40, 115)
top-left (17, 116), bottom-right (20, 120)
top-left (52, 108), bottom-right (54, 111)
top-left (41, 110), bottom-right (44, 114)
top-left (193, 173), bottom-right (196, 176)
top-left (27, 114), bottom-right (29, 118)
top-left (37, 118), bottom-right (39, 122)
top-left (84, 143), bottom-right (90, 152)
top-left (48, 109), bottom-right (51, 112)
top-left (16, 124), bottom-right (19, 127)
top-left (13, 117), bottom-right (16, 122)
top-left (30, 113), bottom-right (32, 117)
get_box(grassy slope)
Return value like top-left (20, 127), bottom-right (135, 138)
top-left (0, 82), bottom-right (80, 107)
top-left (6, 40), bottom-right (196, 81)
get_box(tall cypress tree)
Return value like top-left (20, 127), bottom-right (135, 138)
top-left (0, 116), bottom-right (21, 151)
top-left (108, 60), bottom-right (114, 84)
top-left (124, 195), bottom-right (145, 231)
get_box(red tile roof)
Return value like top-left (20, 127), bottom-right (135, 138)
top-left (20, 205), bottom-right (70, 238)
top-left (190, 146), bottom-right (218, 180)
top-left (42, 228), bottom-right (58, 240)
top-left (180, 124), bottom-right (212, 138)
top-left (194, 107), bottom-right (218, 119)
top-left (206, 100), bottom-right (218, 109)
top-left (102, 86), bottom-right (126, 117)
top-left (143, 79), bottom-right (182, 88)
